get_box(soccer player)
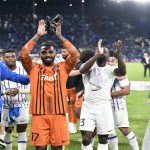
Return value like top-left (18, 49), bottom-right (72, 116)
top-left (70, 49), bottom-right (95, 119)
top-left (1, 50), bottom-right (30, 150)
top-left (0, 61), bottom-right (29, 148)
top-left (79, 39), bottom-right (126, 150)
top-left (107, 51), bottom-right (139, 150)
top-left (19, 20), bottom-right (79, 150)
top-left (141, 52), bottom-right (150, 77)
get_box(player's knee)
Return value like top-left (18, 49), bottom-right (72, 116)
top-left (17, 124), bottom-right (28, 133)
top-left (82, 136), bottom-right (92, 146)
top-left (5, 127), bottom-right (13, 133)
top-left (98, 134), bottom-right (108, 144)
top-left (119, 127), bottom-right (131, 136)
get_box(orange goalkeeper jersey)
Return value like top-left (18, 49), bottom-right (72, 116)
top-left (19, 38), bottom-right (79, 115)
top-left (29, 62), bottom-right (68, 115)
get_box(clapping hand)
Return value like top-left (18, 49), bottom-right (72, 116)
top-left (54, 22), bottom-right (62, 36)
top-left (95, 39), bottom-right (104, 56)
top-left (115, 40), bottom-right (123, 59)
top-left (5, 88), bottom-right (19, 97)
top-left (98, 39), bottom-right (104, 55)
top-left (37, 20), bottom-right (47, 37)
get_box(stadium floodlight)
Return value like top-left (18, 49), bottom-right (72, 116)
top-left (69, 3), bottom-right (73, 7)
top-left (109, 0), bottom-right (150, 3)
top-left (34, 3), bottom-right (37, 6)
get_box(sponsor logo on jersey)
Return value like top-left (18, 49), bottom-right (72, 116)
top-left (41, 74), bottom-right (57, 81)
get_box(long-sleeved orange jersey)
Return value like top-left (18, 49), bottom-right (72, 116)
top-left (19, 39), bottom-right (79, 115)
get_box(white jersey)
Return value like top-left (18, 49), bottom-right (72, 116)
top-left (1, 61), bottom-right (29, 108)
top-left (111, 77), bottom-right (129, 111)
top-left (82, 63), bottom-right (116, 103)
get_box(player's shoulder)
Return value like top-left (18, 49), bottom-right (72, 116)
top-left (16, 61), bottom-right (23, 67)
top-left (106, 64), bottom-right (117, 69)
top-left (117, 75), bottom-right (129, 85)
top-left (0, 61), bottom-right (10, 72)
top-left (0, 61), bottom-right (6, 67)
top-left (16, 61), bottom-right (27, 71)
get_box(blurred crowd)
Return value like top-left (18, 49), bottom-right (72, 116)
top-left (0, 13), bottom-right (150, 61)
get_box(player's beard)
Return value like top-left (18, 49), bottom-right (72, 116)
top-left (41, 57), bottom-right (55, 66)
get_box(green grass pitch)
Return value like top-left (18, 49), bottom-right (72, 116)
top-left (1, 62), bottom-right (150, 150)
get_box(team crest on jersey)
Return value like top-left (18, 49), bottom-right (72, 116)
top-left (52, 65), bottom-right (59, 73)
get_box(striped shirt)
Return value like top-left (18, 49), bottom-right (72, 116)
top-left (1, 61), bottom-right (29, 108)
top-left (111, 77), bottom-right (129, 111)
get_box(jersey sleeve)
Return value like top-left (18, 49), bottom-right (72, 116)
top-left (63, 40), bottom-right (80, 73)
top-left (119, 78), bottom-right (130, 87)
top-left (19, 39), bottom-right (36, 75)
top-left (79, 62), bottom-right (97, 73)
top-left (0, 63), bottom-right (29, 85)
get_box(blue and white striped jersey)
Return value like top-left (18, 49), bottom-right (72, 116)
top-left (111, 77), bottom-right (129, 111)
top-left (1, 61), bottom-right (30, 108)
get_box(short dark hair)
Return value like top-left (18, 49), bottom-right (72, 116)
top-left (41, 41), bottom-right (58, 51)
top-left (3, 50), bottom-right (15, 55)
top-left (80, 49), bottom-right (95, 63)
top-left (109, 50), bottom-right (115, 57)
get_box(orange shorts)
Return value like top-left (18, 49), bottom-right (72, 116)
top-left (29, 114), bottom-right (69, 146)
top-left (75, 96), bottom-right (83, 108)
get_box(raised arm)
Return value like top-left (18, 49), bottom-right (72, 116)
top-left (79, 39), bottom-right (103, 74)
top-left (111, 85), bottom-right (130, 97)
top-left (114, 40), bottom-right (126, 76)
top-left (79, 54), bottom-right (99, 74)
top-left (19, 20), bottom-right (47, 74)
top-left (69, 70), bottom-right (81, 77)
top-left (55, 23), bottom-right (80, 73)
